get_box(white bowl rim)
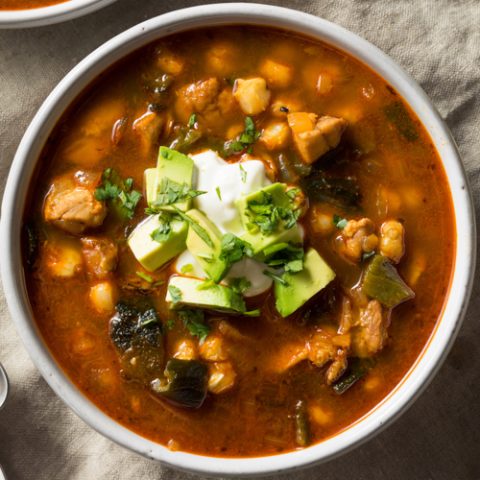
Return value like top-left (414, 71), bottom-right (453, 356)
top-left (0, 3), bottom-right (476, 477)
top-left (0, 0), bottom-right (117, 28)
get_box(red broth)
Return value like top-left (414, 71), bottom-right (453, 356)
top-left (23, 26), bottom-right (455, 457)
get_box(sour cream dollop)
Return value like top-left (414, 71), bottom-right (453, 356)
top-left (174, 150), bottom-right (274, 297)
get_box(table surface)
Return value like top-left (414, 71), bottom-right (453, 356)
top-left (1, 1), bottom-right (479, 479)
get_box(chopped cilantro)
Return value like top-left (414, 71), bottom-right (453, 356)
top-left (136, 271), bottom-right (153, 283)
top-left (215, 186), bottom-right (222, 201)
top-left (222, 116), bottom-right (260, 156)
top-left (239, 164), bottom-right (247, 183)
top-left (180, 263), bottom-right (194, 274)
top-left (263, 270), bottom-right (288, 285)
top-left (219, 233), bottom-right (253, 267)
top-left (228, 277), bottom-right (251, 294)
top-left (149, 178), bottom-right (206, 210)
top-left (172, 207), bottom-right (214, 248)
top-left (178, 309), bottom-right (210, 342)
top-left (95, 168), bottom-right (142, 220)
top-left (188, 113), bottom-right (197, 128)
top-left (263, 243), bottom-right (304, 273)
top-left (168, 285), bottom-right (183, 304)
top-left (246, 191), bottom-right (300, 235)
top-left (244, 309), bottom-right (261, 317)
top-left (150, 215), bottom-right (172, 243)
top-left (333, 214), bottom-right (348, 229)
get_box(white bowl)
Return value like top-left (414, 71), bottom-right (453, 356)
top-left (0, 3), bottom-right (475, 477)
top-left (0, 0), bottom-right (117, 28)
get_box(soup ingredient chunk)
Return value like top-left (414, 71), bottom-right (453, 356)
top-left (336, 218), bottom-right (378, 263)
top-left (89, 281), bottom-right (117, 313)
top-left (379, 220), bottom-right (405, 263)
top-left (81, 237), bottom-right (118, 279)
top-left (175, 77), bottom-right (221, 120)
top-left (44, 180), bottom-right (107, 235)
top-left (287, 112), bottom-right (347, 164)
top-left (233, 78), bottom-right (271, 115)
top-left (207, 361), bottom-right (236, 394)
top-left (151, 358), bottom-right (208, 408)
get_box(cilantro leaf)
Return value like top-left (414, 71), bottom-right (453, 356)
top-left (177, 309), bottom-right (210, 343)
top-left (239, 164), bottom-right (247, 183)
top-left (95, 168), bottom-right (142, 220)
top-left (219, 233), bottom-right (253, 267)
top-left (150, 216), bottom-right (172, 243)
top-left (263, 243), bottom-right (304, 273)
top-left (228, 277), bottom-right (252, 294)
top-left (188, 113), bottom-right (197, 128)
top-left (222, 116), bottom-right (260, 156)
top-left (150, 178), bottom-right (206, 210)
top-left (263, 270), bottom-right (288, 285)
top-left (215, 186), bottom-right (222, 201)
top-left (333, 214), bottom-right (348, 229)
top-left (168, 285), bottom-right (183, 304)
top-left (172, 207), bottom-right (214, 248)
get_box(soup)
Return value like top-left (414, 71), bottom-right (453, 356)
top-left (23, 26), bottom-right (455, 457)
top-left (0, 0), bottom-right (67, 10)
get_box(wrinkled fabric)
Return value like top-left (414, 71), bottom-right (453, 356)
top-left (0, 1), bottom-right (479, 479)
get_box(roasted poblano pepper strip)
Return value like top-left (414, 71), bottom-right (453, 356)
top-left (295, 400), bottom-right (311, 447)
top-left (362, 255), bottom-right (414, 309)
top-left (332, 358), bottom-right (375, 395)
top-left (151, 358), bottom-right (208, 408)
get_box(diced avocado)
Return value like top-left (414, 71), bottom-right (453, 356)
top-left (166, 276), bottom-right (246, 314)
top-left (146, 146), bottom-right (194, 211)
top-left (144, 168), bottom-right (157, 205)
top-left (128, 215), bottom-right (188, 272)
top-left (185, 209), bottom-right (228, 282)
top-left (237, 183), bottom-right (302, 255)
top-left (274, 247), bottom-right (335, 317)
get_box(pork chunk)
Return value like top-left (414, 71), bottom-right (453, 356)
top-left (287, 112), bottom-right (347, 164)
top-left (44, 183), bottom-right (106, 235)
top-left (176, 77), bottom-right (220, 115)
top-left (351, 300), bottom-right (390, 357)
top-left (337, 218), bottom-right (378, 263)
top-left (81, 237), bottom-right (118, 279)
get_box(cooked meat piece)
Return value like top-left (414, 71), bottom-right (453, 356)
top-left (337, 218), bottom-right (378, 263)
top-left (268, 341), bottom-right (308, 373)
top-left (233, 77), bottom-right (271, 115)
top-left (132, 109), bottom-right (165, 156)
top-left (351, 300), bottom-right (389, 357)
top-left (173, 339), bottom-right (198, 361)
top-left (44, 182), bottom-right (106, 235)
top-left (325, 349), bottom-right (348, 385)
top-left (176, 77), bottom-right (220, 115)
top-left (287, 112), bottom-right (347, 164)
top-left (380, 220), bottom-right (405, 263)
top-left (81, 237), bottom-right (118, 279)
top-left (307, 331), bottom-right (336, 367)
top-left (338, 296), bottom-right (354, 334)
top-left (199, 334), bottom-right (228, 362)
top-left (208, 361), bottom-right (236, 394)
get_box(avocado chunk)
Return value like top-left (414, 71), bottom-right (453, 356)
top-left (237, 183), bottom-right (302, 255)
top-left (274, 247), bottom-right (335, 317)
top-left (146, 146), bottom-right (194, 211)
top-left (128, 214), bottom-right (188, 272)
top-left (185, 209), bottom-right (228, 282)
top-left (166, 276), bottom-right (246, 314)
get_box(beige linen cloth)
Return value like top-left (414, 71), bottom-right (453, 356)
top-left (0, 0), bottom-right (479, 478)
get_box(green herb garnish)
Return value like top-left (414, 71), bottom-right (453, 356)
top-left (215, 186), bottom-right (222, 201)
top-left (188, 113), bottom-right (197, 128)
top-left (150, 178), bottom-right (206, 210)
top-left (263, 270), bottom-right (288, 285)
top-left (95, 168), bottom-right (142, 220)
top-left (228, 277), bottom-right (252, 294)
top-left (168, 285), bottom-right (183, 304)
top-left (180, 263), bottom-right (194, 274)
top-left (333, 214), bottom-right (348, 229)
top-left (150, 215), bottom-right (172, 243)
top-left (263, 243), bottom-right (304, 273)
top-left (239, 164), bottom-right (247, 183)
top-left (172, 207), bottom-right (214, 248)
top-left (219, 233), bottom-right (253, 266)
top-left (222, 116), bottom-right (261, 156)
top-left (178, 309), bottom-right (210, 343)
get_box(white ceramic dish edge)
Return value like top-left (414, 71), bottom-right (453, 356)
top-left (0, 0), bottom-right (116, 28)
top-left (0, 3), bottom-right (476, 477)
